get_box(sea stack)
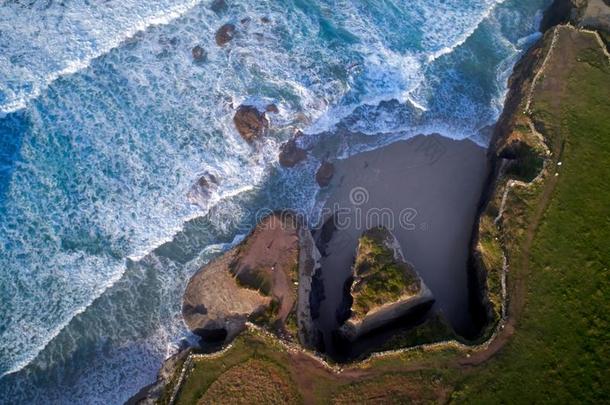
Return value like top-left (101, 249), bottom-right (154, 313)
top-left (337, 227), bottom-right (434, 342)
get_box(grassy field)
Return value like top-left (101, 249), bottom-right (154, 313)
top-left (166, 27), bottom-right (609, 405)
top-left (450, 27), bottom-right (610, 403)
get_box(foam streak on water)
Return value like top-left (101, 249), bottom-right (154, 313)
top-left (0, 0), bottom-right (206, 114)
top-left (0, 0), bottom-right (548, 402)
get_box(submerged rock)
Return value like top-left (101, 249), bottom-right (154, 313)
top-left (191, 45), bottom-right (207, 62)
top-left (215, 23), bottom-right (236, 46)
top-left (279, 138), bottom-right (307, 167)
top-left (210, 0), bottom-right (228, 13)
top-left (265, 103), bottom-right (279, 114)
top-left (315, 161), bottom-right (335, 187)
top-left (187, 172), bottom-right (219, 207)
top-left (337, 227), bottom-right (434, 342)
top-left (233, 105), bottom-right (269, 142)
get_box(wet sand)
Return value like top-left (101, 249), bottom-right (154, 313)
top-left (313, 134), bottom-right (488, 350)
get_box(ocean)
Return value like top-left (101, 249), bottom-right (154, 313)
top-left (0, 0), bottom-right (547, 403)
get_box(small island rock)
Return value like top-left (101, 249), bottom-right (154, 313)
top-left (233, 105), bottom-right (269, 142)
top-left (215, 23), bottom-right (236, 46)
top-left (191, 45), bottom-right (207, 62)
top-left (265, 103), bottom-right (279, 114)
top-left (338, 227), bottom-right (434, 341)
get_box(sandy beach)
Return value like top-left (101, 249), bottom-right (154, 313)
top-left (313, 134), bottom-right (488, 350)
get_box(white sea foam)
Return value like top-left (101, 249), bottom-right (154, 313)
top-left (0, 0), bottom-right (549, 400)
top-left (0, 0), bottom-right (206, 114)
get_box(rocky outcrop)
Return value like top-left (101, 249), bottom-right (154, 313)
top-left (191, 45), bottom-right (207, 62)
top-left (315, 161), bottom-right (334, 187)
top-left (182, 212), bottom-right (321, 344)
top-left (233, 105), bottom-right (269, 142)
top-left (182, 248), bottom-right (270, 342)
top-left (215, 23), bottom-right (236, 46)
top-left (187, 172), bottom-right (219, 207)
top-left (265, 104), bottom-right (279, 114)
top-left (279, 138), bottom-right (307, 167)
top-left (337, 227), bottom-right (434, 342)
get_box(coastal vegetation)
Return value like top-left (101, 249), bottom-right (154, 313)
top-left (350, 227), bottom-right (420, 319)
top-left (452, 24), bottom-right (610, 403)
top-left (157, 15), bottom-right (610, 405)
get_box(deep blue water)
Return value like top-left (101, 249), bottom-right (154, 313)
top-left (0, 0), bottom-right (547, 403)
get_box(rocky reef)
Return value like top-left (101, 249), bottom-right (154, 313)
top-left (337, 227), bottom-right (434, 342)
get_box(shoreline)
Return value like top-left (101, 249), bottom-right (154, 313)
top-left (136, 0), bottom-right (610, 401)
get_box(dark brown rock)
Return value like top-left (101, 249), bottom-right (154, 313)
top-left (233, 105), bottom-right (269, 142)
top-left (265, 103), bottom-right (279, 114)
top-left (315, 161), bottom-right (335, 187)
top-left (279, 138), bottom-right (307, 167)
top-left (215, 23), bottom-right (236, 46)
top-left (191, 45), bottom-right (207, 62)
top-left (261, 16), bottom-right (271, 24)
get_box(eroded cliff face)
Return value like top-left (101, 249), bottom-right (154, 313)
top-left (466, 31), bottom-right (553, 338)
top-left (296, 225), bottom-right (322, 349)
top-left (467, 0), bottom-right (610, 340)
top-left (337, 227), bottom-right (434, 342)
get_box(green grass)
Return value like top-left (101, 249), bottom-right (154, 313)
top-left (451, 30), bottom-right (610, 403)
top-left (378, 313), bottom-right (456, 352)
top-left (351, 227), bottom-right (420, 318)
top-left (172, 331), bottom-right (297, 405)
top-left (199, 358), bottom-right (300, 404)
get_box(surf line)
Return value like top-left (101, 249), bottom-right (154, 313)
top-left (0, 0), bottom-right (204, 115)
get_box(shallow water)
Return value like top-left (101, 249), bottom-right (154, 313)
top-left (0, 0), bottom-right (547, 403)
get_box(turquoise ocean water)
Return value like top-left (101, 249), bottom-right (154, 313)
top-left (0, 0), bottom-right (547, 402)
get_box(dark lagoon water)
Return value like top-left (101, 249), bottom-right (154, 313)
top-left (0, 0), bottom-right (547, 403)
